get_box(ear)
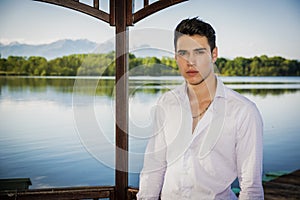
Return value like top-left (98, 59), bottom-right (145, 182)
top-left (211, 47), bottom-right (218, 63)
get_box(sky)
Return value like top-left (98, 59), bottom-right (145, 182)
top-left (0, 0), bottom-right (300, 59)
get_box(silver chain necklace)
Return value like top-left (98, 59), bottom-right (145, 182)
top-left (192, 100), bottom-right (213, 119)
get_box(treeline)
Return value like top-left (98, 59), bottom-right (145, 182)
top-left (216, 55), bottom-right (300, 76)
top-left (0, 52), bottom-right (178, 76)
top-left (0, 52), bottom-right (299, 76)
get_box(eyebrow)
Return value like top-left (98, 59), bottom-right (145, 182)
top-left (193, 48), bottom-right (207, 52)
top-left (177, 48), bottom-right (207, 53)
top-left (176, 49), bottom-right (187, 54)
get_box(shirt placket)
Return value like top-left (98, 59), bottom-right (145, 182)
top-left (178, 82), bottom-right (215, 199)
top-left (181, 147), bottom-right (194, 199)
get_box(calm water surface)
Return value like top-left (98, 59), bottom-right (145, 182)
top-left (0, 76), bottom-right (299, 188)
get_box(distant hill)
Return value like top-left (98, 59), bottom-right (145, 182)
top-left (0, 39), bottom-right (103, 60)
top-left (0, 39), bottom-right (172, 60)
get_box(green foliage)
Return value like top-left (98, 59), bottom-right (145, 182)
top-left (0, 53), bottom-right (299, 76)
top-left (216, 55), bottom-right (300, 76)
top-left (129, 56), bottom-right (179, 76)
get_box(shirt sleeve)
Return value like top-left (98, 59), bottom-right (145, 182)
top-left (236, 103), bottom-right (264, 200)
top-left (137, 102), bottom-right (167, 200)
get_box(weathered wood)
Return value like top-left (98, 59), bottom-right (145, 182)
top-left (0, 186), bottom-right (115, 200)
top-left (263, 169), bottom-right (300, 200)
top-left (115, 0), bottom-right (129, 199)
top-left (133, 0), bottom-right (188, 23)
top-left (127, 187), bottom-right (138, 200)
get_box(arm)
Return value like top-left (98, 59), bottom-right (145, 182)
top-left (236, 104), bottom-right (264, 200)
top-left (137, 104), bottom-right (167, 200)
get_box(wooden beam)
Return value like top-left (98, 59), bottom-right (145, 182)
top-left (133, 0), bottom-right (188, 23)
top-left (115, 0), bottom-right (129, 200)
top-left (0, 186), bottom-right (115, 200)
top-left (263, 169), bottom-right (300, 199)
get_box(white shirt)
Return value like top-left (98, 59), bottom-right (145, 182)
top-left (137, 77), bottom-right (264, 200)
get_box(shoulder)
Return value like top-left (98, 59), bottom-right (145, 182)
top-left (225, 86), bottom-right (259, 113)
top-left (216, 77), bottom-right (258, 113)
top-left (223, 86), bottom-right (263, 127)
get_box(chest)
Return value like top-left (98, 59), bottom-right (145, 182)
top-left (162, 103), bottom-right (237, 163)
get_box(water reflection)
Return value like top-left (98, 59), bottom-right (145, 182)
top-left (1, 76), bottom-right (299, 97)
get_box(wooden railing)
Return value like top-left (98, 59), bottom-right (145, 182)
top-left (127, 187), bottom-right (138, 200)
top-left (0, 186), bottom-right (139, 200)
top-left (3, 169), bottom-right (300, 199)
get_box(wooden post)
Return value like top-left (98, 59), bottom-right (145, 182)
top-left (115, 1), bottom-right (129, 199)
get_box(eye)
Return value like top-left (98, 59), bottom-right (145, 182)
top-left (194, 49), bottom-right (205, 55)
top-left (177, 50), bottom-right (187, 56)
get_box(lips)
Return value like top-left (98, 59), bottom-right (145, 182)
top-left (186, 70), bottom-right (199, 76)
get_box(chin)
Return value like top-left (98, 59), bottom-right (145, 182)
top-left (187, 78), bottom-right (205, 86)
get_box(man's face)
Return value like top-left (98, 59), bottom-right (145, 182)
top-left (175, 34), bottom-right (217, 85)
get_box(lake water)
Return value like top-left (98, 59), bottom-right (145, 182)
top-left (0, 76), bottom-right (299, 189)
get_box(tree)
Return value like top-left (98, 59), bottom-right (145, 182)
top-left (215, 57), bottom-right (228, 74)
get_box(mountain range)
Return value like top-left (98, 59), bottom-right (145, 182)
top-left (0, 39), bottom-right (114, 60)
top-left (0, 39), bottom-right (173, 60)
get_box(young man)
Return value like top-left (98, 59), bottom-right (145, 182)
top-left (137, 17), bottom-right (264, 200)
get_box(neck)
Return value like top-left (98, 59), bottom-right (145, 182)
top-left (187, 73), bottom-right (217, 102)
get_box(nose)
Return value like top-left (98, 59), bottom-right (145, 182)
top-left (187, 54), bottom-right (196, 66)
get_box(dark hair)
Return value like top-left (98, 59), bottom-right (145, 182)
top-left (174, 17), bottom-right (216, 52)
